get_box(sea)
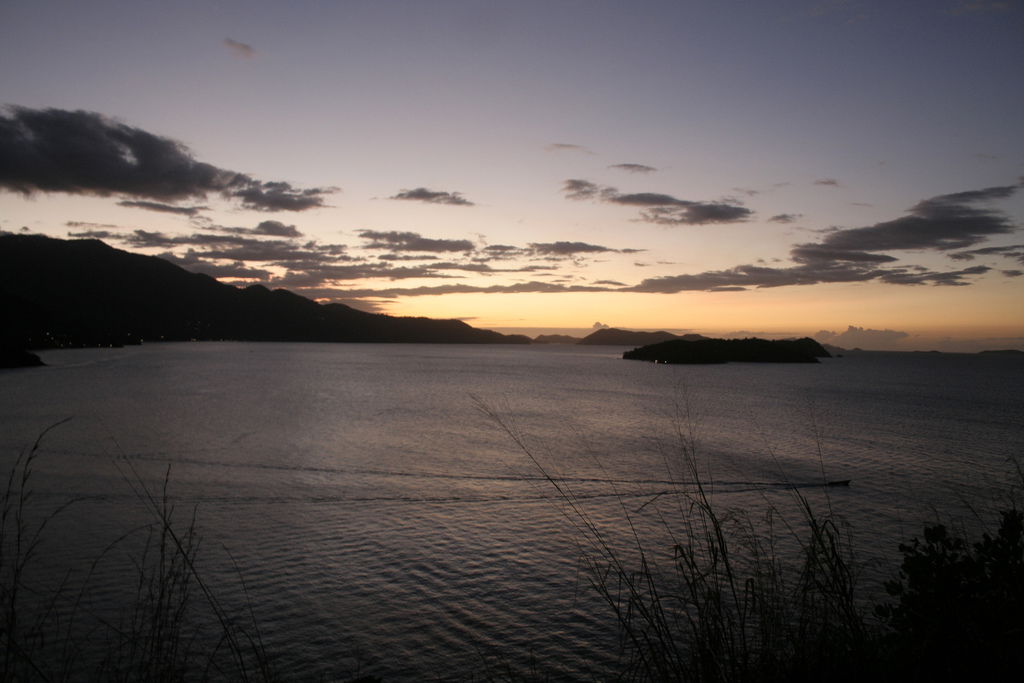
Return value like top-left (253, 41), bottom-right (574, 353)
top-left (1, 342), bottom-right (1022, 680)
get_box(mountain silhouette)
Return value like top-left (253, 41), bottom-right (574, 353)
top-left (0, 234), bottom-right (530, 348)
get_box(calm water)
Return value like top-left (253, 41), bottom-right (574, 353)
top-left (1, 343), bottom-right (1022, 679)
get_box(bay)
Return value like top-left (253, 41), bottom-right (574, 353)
top-left (1, 343), bottom-right (1021, 679)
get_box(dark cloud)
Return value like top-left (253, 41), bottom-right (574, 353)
top-left (769, 213), bottom-right (802, 224)
top-left (629, 255), bottom-right (996, 296)
top-left (252, 220), bottom-right (301, 237)
top-left (224, 38), bottom-right (255, 58)
top-left (879, 265), bottom-right (991, 286)
top-left (562, 179), bottom-right (602, 200)
top-left (117, 200), bottom-right (206, 216)
top-left (561, 179), bottom-right (752, 225)
top-left (428, 261), bottom-right (551, 275)
top-left (1003, 269), bottom-right (1023, 277)
top-left (609, 192), bottom-right (688, 206)
top-left (94, 229), bottom-right (352, 266)
top-left (609, 163), bottom-right (657, 174)
top-left (790, 244), bottom-right (898, 264)
top-left (390, 187), bottom-right (474, 206)
top-left (528, 241), bottom-right (616, 256)
top-left (206, 220), bottom-right (303, 238)
top-left (336, 280), bottom-right (617, 298)
top-left (65, 220), bottom-right (121, 230)
top-left (480, 244), bottom-right (530, 259)
top-left (627, 262), bottom-right (884, 293)
top-left (639, 203), bottom-right (753, 225)
top-left (376, 253), bottom-right (437, 262)
top-left (815, 184), bottom-right (1019, 253)
top-left (814, 178), bottom-right (841, 186)
top-left (230, 181), bottom-right (336, 212)
top-left (949, 244), bottom-right (1024, 264)
top-left (357, 230), bottom-right (474, 253)
top-left (0, 106), bottom-right (337, 211)
top-left (200, 241), bottom-right (332, 263)
top-left (67, 229), bottom-right (117, 239)
top-left (159, 250), bottom-right (270, 279)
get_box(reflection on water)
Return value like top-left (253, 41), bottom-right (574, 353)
top-left (1, 343), bottom-right (1021, 679)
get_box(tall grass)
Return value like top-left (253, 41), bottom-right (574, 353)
top-left (478, 396), bottom-right (1022, 682)
top-left (0, 424), bottom-right (274, 682)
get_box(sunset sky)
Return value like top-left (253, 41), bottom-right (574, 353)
top-left (1, 0), bottom-right (1021, 351)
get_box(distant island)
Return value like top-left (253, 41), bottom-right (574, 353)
top-left (0, 234), bottom-right (530, 349)
top-left (577, 328), bottom-right (709, 346)
top-left (0, 346), bottom-right (44, 368)
top-left (623, 337), bottom-right (831, 364)
top-left (532, 334), bottom-right (583, 344)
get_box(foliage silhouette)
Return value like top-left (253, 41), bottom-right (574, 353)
top-left (877, 509), bottom-right (1024, 681)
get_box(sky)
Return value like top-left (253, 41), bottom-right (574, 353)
top-left (1, 0), bottom-right (1022, 351)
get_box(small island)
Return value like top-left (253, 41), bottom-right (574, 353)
top-left (623, 337), bottom-right (830, 364)
top-left (0, 347), bottom-right (44, 369)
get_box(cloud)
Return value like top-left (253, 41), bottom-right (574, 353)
top-left (159, 250), bottom-right (270, 279)
top-left (949, 244), bottom-right (1024, 265)
top-left (0, 106), bottom-right (337, 211)
top-left (332, 280), bottom-right (617, 299)
top-left (789, 245), bottom-right (898, 264)
top-left (812, 184), bottom-right (1019, 253)
top-left (769, 213), bottom-right (802, 224)
top-left (224, 38), bottom-right (256, 58)
top-left (357, 230), bottom-right (474, 253)
top-left (562, 179), bottom-right (603, 201)
top-left (632, 261), bottom-right (993, 293)
top-left (814, 178), bottom-right (841, 187)
top-left (878, 265), bottom-right (991, 286)
top-left (608, 192), bottom-right (689, 206)
top-left (561, 179), bottom-right (752, 225)
top-left (90, 229), bottom-right (354, 267)
top-left (423, 262), bottom-right (550, 275)
top-left (252, 220), bottom-right (301, 237)
top-left (206, 220), bottom-right (303, 238)
top-left (67, 228), bottom-right (117, 239)
top-left (390, 187), bottom-right (474, 206)
top-left (65, 220), bottom-right (121, 230)
top-left (609, 163), bottom-right (657, 174)
top-left (480, 244), bottom-right (530, 259)
top-left (628, 262), bottom-right (884, 293)
top-left (638, 203), bottom-right (753, 225)
top-left (545, 143), bottom-right (592, 153)
top-left (625, 184), bottom-right (1020, 294)
top-left (230, 181), bottom-right (336, 212)
top-left (117, 200), bottom-right (206, 216)
top-left (528, 241), bottom-right (618, 256)
top-left (815, 325), bottom-right (909, 350)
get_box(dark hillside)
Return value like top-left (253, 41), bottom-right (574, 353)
top-left (0, 234), bottom-right (529, 347)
